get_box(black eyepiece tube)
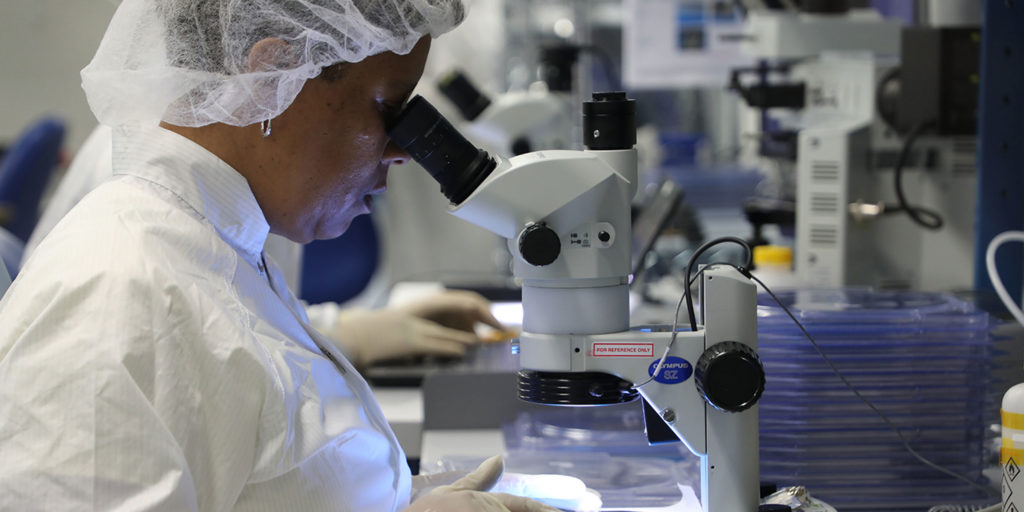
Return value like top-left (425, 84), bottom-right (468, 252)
top-left (386, 95), bottom-right (497, 205)
top-left (583, 91), bottom-right (636, 150)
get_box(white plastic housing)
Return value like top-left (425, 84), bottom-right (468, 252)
top-left (740, 10), bottom-right (900, 59)
top-left (449, 148), bottom-right (637, 334)
top-left (463, 90), bottom-right (575, 157)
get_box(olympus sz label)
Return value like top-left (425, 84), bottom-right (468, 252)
top-left (648, 356), bottom-right (693, 384)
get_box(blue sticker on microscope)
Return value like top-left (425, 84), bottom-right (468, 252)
top-left (648, 357), bottom-right (693, 384)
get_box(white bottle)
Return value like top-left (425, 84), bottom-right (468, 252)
top-left (1003, 383), bottom-right (1024, 509)
top-left (750, 245), bottom-right (801, 292)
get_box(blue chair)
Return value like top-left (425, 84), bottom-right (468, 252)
top-left (300, 213), bottom-right (380, 305)
top-left (0, 225), bottom-right (22, 282)
top-left (0, 253), bottom-right (10, 298)
top-left (0, 117), bottom-right (66, 243)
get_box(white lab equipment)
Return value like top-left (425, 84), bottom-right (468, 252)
top-left (622, 0), bottom-right (752, 89)
top-left (81, 0), bottom-right (465, 127)
top-left (733, 6), bottom-right (979, 291)
top-left (388, 93), bottom-right (765, 512)
top-left (438, 69), bottom-right (575, 157)
top-left (436, 43), bottom-right (582, 157)
top-left (739, 7), bottom-right (900, 59)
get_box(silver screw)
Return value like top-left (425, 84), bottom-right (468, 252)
top-left (661, 408), bottom-right (676, 423)
top-left (592, 129), bottom-right (600, 138)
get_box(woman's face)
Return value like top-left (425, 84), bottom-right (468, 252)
top-left (257, 38), bottom-right (431, 244)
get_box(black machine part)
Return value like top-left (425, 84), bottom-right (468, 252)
top-left (729, 66), bottom-right (806, 110)
top-left (583, 92), bottom-right (636, 151)
top-left (518, 223), bottom-right (561, 267)
top-left (695, 341), bottom-right (766, 412)
top-left (518, 370), bottom-right (639, 405)
top-left (539, 44), bottom-right (580, 93)
top-left (799, 0), bottom-right (850, 14)
top-left (896, 27), bottom-right (981, 136)
top-left (437, 69), bottom-right (492, 122)
top-left (642, 398), bottom-right (681, 444)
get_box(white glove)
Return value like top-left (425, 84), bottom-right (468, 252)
top-left (332, 291), bottom-right (502, 368)
top-left (396, 290), bottom-right (503, 333)
top-left (404, 456), bottom-right (560, 512)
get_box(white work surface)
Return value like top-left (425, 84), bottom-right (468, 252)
top-left (373, 387), bottom-right (425, 458)
top-left (420, 429), bottom-right (506, 471)
top-left (373, 387), bottom-right (509, 470)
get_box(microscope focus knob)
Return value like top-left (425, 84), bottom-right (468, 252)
top-left (695, 341), bottom-right (765, 412)
top-left (518, 223), bottom-right (560, 266)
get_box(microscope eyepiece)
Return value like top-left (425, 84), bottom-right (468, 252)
top-left (386, 95), bottom-right (497, 205)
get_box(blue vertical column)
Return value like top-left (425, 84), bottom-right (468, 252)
top-left (975, 0), bottom-right (1024, 309)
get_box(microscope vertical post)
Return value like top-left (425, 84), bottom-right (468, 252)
top-left (700, 267), bottom-right (760, 511)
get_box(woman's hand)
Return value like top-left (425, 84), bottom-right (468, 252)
top-left (397, 290), bottom-right (503, 333)
top-left (332, 290), bottom-right (503, 368)
top-left (403, 490), bottom-right (561, 512)
top-left (405, 456), bottom-right (559, 512)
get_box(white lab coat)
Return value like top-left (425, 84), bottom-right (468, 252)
top-left (22, 124), bottom-right (351, 337)
top-left (0, 124), bottom-right (411, 511)
top-left (23, 125), bottom-right (305, 294)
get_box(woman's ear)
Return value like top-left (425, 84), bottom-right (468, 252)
top-left (248, 38), bottom-right (293, 72)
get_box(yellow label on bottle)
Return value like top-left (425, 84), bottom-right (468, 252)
top-left (1003, 409), bottom-right (1024, 430)
top-left (1002, 446), bottom-right (1024, 465)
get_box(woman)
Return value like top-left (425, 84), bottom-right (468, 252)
top-left (0, 1), bottom-right (553, 511)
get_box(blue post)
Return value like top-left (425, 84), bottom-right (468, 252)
top-left (975, 0), bottom-right (1024, 310)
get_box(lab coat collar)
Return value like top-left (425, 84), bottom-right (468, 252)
top-left (111, 123), bottom-right (270, 266)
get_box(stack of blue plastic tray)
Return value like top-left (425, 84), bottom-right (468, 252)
top-left (756, 288), bottom-right (994, 511)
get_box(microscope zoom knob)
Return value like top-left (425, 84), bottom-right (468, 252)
top-left (695, 341), bottom-right (765, 412)
top-left (518, 223), bottom-right (560, 266)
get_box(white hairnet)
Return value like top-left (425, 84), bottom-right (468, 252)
top-left (82, 0), bottom-right (466, 127)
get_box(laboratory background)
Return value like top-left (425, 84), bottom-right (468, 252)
top-left (0, 0), bottom-right (1022, 511)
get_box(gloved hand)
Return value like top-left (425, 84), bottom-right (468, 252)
top-left (332, 291), bottom-right (502, 368)
top-left (404, 456), bottom-right (560, 512)
top-left (396, 290), bottom-right (503, 333)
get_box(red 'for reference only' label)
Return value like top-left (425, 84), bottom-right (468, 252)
top-left (592, 342), bottom-right (655, 357)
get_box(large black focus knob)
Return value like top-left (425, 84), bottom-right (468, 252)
top-left (518, 223), bottom-right (560, 266)
top-left (695, 341), bottom-right (765, 412)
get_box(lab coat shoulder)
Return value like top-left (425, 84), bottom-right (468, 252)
top-left (0, 177), bottom-right (271, 511)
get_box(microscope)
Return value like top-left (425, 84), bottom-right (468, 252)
top-left (436, 44), bottom-right (581, 157)
top-left (388, 92), bottom-right (766, 512)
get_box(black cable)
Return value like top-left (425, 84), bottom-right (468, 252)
top-left (682, 236), bottom-right (752, 331)
top-left (888, 121), bottom-right (944, 230)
